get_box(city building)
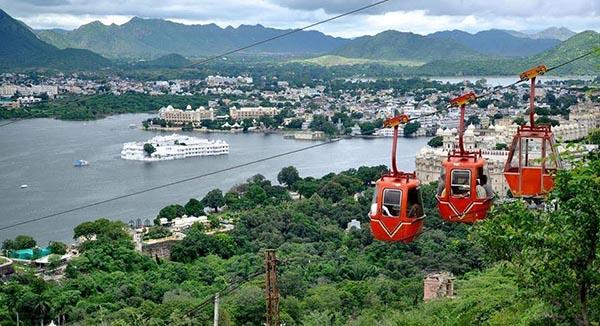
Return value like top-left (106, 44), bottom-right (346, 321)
top-left (424, 272), bottom-right (455, 301)
top-left (158, 105), bottom-right (215, 124)
top-left (229, 106), bottom-right (279, 120)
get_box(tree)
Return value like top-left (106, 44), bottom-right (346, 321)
top-left (403, 122), bottom-right (421, 137)
top-left (202, 189), bottom-right (224, 213)
top-left (3, 235), bottom-right (37, 251)
top-left (587, 128), bottom-right (600, 145)
top-left (278, 166), bottom-right (300, 188)
top-left (466, 115), bottom-right (480, 127)
top-left (184, 198), bottom-right (204, 216)
top-left (427, 136), bottom-right (443, 148)
top-left (473, 153), bottom-right (600, 325)
top-left (317, 181), bottom-right (347, 202)
top-left (48, 241), bottom-right (67, 255)
top-left (359, 122), bottom-right (376, 135)
top-left (143, 143), bottom-right (156, 156)
top-left (495, 143), bottom-right (508, 150)
top-left (156, 204), bottom-right (186, 222)
top-left (512, 116), bottom-right (526, 126)
top-left (287, 118), bottom-right (303, 129)
top-left (295, 178), bottom-right (321, 199)
top-left (73, 218), bottom-right (130, 243)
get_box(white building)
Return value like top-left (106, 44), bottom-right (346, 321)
top-left (158, 105), bottom-right (215, 124)
top-left (229, 106), bottom-right (279, 120)
top-left (121, 134), bottom-right (229, 161)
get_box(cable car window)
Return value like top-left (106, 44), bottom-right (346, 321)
top-left (370, 188), bottom-right (378, 216)
top-left (407, 187), bottom-right (424, 218)
top-left (524, 138), bottom-right (543, 167)
top-left (451, 169), bottom-right (471, 197)
top-left (544, 139), bottom-right (558, 171)
top-left (382, 189), bottom-right (402, 217)
top-left (507, 137), bottom-right (520, 171)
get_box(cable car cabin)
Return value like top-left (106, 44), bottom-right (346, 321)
top-left (369, 172), bottom-right (425, 243)
top-left (503, 125), bottom-right (560, 197)
top-left (436, 151), bottom-right (493, 223)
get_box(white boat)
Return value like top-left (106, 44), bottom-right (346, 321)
top-left (121, 134), bottom-right (229, 161)
top-left (20, 184), bottom-right (28, 189)
top-left (129, 124), bottom-right (137, 129)
top-left (74, 160), bottom-right (89, 167)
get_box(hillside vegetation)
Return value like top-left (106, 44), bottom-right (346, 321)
top-left (1, 149), bottom-right (599, 324)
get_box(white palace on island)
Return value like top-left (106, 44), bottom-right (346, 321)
top-left (415, 102), bottom-right (600, 198)
top-left (121, 134), bottom-right (229, 161)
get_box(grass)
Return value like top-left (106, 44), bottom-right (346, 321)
top-left (292, 55), bottom-right (425, 67)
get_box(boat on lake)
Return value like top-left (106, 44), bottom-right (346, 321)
top-left (73, 160), bottom-right (89, 167)
top-left (121, 134), bottom-right (229, 161)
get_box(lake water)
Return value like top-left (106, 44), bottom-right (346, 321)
top-left (0, 114), bottom-right (428, 243)
top-left (429, 75), bottom-right (595, 86)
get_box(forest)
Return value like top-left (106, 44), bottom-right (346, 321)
top-left (0, 150), bottom-right (598, 325)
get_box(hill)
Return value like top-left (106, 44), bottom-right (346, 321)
top-left (429, 29), bottom-right (560, 57)
top-left (331, 30), bottom-right (480, 62)
top-left (528, 30), bottom-right (600, 74)
top-left (0, 9), bottom-right (110, 70)
top-left (36, 17), bottom-right (350, 59)
top-left (132, 53), bottom-right (191, 68)
top-left (507, 27), bottom-right (576, 41)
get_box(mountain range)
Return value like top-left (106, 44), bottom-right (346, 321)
top-left (428, 29), bottom-right (560, 57)
top-left (0, 10), bottom-right (110, 70)
top-left (0, 9), bottom-right (597, 74)
top-left (506, 27), bottom-right (576, 41)
top-left (34, 16), bottom-right (583, 61)
top-left (36, 17), bottom-right (349, 59)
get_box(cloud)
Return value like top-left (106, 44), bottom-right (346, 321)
top-left (275, 0), bottom-right (599, 18)
top-left (0, 0), bottom-right (598, 36)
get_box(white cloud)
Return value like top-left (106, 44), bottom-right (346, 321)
top-left (0, 0), bottom-right (598, 36)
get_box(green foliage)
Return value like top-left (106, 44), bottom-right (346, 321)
top-left (495, 143), bottom-right (508, 150)
top-left (143, 226), bottom-right (172, 240)
top-left (143, 143), bottom-right (156, 156)
top-left (202, 189), bottom-right (224, 213)
top-left (2, 235), bottom-right (36, 251)
top-left (403, 122), bottom-right (421, 137)
top-left (309, 115), bottom-right (337, 136)
top-left (156, 204), bottom-right (186, 222)
top-left (359, 121), bottom-right (377, 135)
top-left (0, 93), bottom-right (209, 121)
top-left (170, 224), bottom-right (236, 262)
top-left (473, 153), bottom-right (600, 324)
top-left (427, 135), bottom-right (443, 148)
top-left (183, 198), bottom-right (203, 217)
top-left (588, 128), bottom-right (600, 145)
top-left (48, 241), bottom-right (67, 255)
top-left (6, 161), bottom-right (599, 325)
top-left (278, 166), bottom-right (300, 188)
top-left (513, 116), bottom-right (526, 126)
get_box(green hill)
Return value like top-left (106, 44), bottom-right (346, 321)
top-left (36, 17), bottom-right (350, 59)
top-left (331, 30), bottom-right (482, 62)
top-left (133, 53), bottom-right (191, 68)
top-left (528, 30), bottom-right (600, 74)
top-left (0, 9), bottom-right (111, 70)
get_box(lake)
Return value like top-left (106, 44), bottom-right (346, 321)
top-left (0, 114), bottom-right (429, 243)
top-left (429, 75), bottom-right (596, 86)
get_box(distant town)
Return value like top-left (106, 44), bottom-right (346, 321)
top-left (2, 72), bottom-right (598, 142)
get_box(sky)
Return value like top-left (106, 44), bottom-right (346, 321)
top-left (0, 0), bottom-right (598, 37)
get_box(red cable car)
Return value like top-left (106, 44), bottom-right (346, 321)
top-left (436, 92), bottom-right (493, 223)
top-left (369, 115), bottom-right (425, 243)
top-left (503, 66), bottom-right (561, 197)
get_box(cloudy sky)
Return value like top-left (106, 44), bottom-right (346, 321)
top-left (0, 0), bottom-right (598, 37)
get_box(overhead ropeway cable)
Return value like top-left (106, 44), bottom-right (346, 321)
top-left (0, 139), bottom-right (341, 231)
top-left (188, 0), bottom-right (390, 67)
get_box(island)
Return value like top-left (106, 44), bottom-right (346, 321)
top-left (121, 134), bottom-right (229, 161)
